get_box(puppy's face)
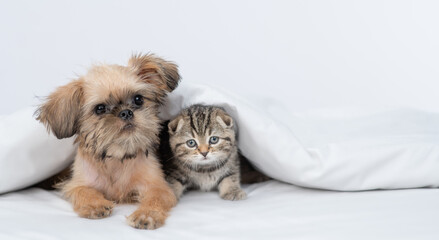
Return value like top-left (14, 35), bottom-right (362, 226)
top-left (78, 65), bottom-right (163, 161)
top-left (37, 54), bottom-right (180, 161)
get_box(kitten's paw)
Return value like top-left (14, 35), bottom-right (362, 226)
top-left (75, 199), bottom-right (114, 219)
top-left (220, 188), bottom-right (247, 201)
top-left (127, 209), bottom-right (167, 230)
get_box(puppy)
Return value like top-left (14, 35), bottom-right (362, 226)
top-left (36, 54), bottom-right (180, 230)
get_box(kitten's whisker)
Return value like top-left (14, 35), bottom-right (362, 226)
top-left (165, 155), bottom-right (177, 162)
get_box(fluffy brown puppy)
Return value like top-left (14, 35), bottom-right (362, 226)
top-left (36, 54), bottom-right (180, 230)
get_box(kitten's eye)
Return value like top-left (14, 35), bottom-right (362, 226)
top-left (95, 104), bottom-right (106, 115)
top-left (209, 136), bottom-right (219, 144)
top-left (186, 139), bottom-right (197, 148)
top-left (134, 95), bottom-right (144, 106)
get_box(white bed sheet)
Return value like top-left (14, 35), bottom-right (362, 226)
top-left (1, 180), bottom-right (438, 240)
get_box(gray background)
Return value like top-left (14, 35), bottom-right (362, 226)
top-left (1, 0), bottom-right (438, 114)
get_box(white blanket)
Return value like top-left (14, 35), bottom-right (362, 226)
top-left (1, 83), bottom-right (439, 193)
top-left (162, 83), bottom-right (439, 190)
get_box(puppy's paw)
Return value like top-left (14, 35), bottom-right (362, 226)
top-left (127, 209), bottom-right (167, 230)
top-left (220, 188), bottom-right (247, 201)
top-left (75, 199), bottom-right (114, 219)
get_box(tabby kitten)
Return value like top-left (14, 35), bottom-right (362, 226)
top-left (160, 105), bottom-right (247, 201)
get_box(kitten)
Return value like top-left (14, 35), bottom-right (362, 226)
top-left (159, 105), bottom-right (248, 201)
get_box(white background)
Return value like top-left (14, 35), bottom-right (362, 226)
top-left (1, 0), bottom-right (439, 115)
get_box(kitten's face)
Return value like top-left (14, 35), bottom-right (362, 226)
top-left (168, 106), bottom-right (236, 167)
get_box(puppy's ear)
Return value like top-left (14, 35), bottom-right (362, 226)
top-left (128, 53), bottom-right (181, 104)
top-left (216, 112), bottom-right (233, 129)
top-left (36, 80), bottom-right (84, 139)
top-left (168, 117), bottom-right (184, 135)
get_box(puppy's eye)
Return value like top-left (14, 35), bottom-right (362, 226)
top-left (95, 104), bottom-right (106, 115)
top-left (186, 139), bottom-right (197, 148)
top-left (209, 136), bottom-right (219, 144)
top-left (134, 95), bottom-right (144, 106)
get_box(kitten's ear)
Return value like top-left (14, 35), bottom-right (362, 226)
top-left (128, 53), bottom-right (181, 104)
top-left (216, 113), bottom-right (234, 129)
top-left (168, 117), bottom-right (185, 135)
top-left (35, 79), bottom-right (84, 139)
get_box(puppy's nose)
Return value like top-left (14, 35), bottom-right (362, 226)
top-left (118, 109), bottom-right (133, 120)
top-left (200, 151), bottom-right (208, 157)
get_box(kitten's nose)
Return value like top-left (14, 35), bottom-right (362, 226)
top-left (200, 151), bottom-right (208, 157)
top-left (119, 109), bottom-right (133, 120)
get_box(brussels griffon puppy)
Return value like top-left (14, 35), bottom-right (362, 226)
top-left (36, 54), bottom-right (180, 230)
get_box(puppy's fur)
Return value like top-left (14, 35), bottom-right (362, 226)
top-left (36, 54), bottom-right (179, 230)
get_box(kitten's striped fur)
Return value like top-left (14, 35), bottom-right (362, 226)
top-left (159, 105), bottom-right (246, 200)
